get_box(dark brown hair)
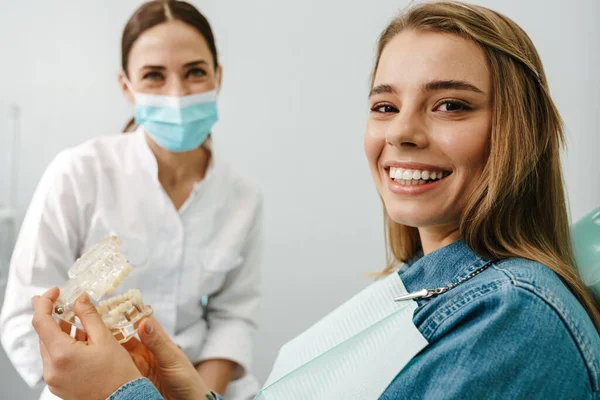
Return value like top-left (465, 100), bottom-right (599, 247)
top-left (121, 0), bottom-right (219, 132)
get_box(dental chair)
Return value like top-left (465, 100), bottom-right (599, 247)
top-left (572, 206), bottom-right (600, 306)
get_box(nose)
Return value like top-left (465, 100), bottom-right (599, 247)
top-left (166, 75), bottom-right (191, 97)
top-left (385, 106), bottom-right (429, 149)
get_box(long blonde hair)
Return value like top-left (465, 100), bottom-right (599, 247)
top-left (373, 1), bottom-right (600, 332)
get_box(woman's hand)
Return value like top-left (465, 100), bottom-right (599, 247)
top-left (31, 287), bottom-right (142, 400)
top-left (121, 317), bottom-right (213, 400)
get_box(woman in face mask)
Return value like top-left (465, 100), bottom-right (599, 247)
top-left (0, 1), bottom-right (261, 399)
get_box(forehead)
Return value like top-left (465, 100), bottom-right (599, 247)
top-left (374, 30), bottom-right (490, 92)
top-left (128, 20), bottom-right (213, 67)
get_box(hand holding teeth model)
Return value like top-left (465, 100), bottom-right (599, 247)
top-left (52, 236), bottom-right (153, 342)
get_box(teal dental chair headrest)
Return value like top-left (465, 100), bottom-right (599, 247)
top-left (572, 206), bottom-right (600, 306)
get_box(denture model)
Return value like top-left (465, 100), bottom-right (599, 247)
top-left (52, 236), bottom-right (152, 342)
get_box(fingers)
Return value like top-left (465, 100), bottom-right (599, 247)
top-left (138, 318), bottom-right (182, 366)
top-left (33, 287), bottom-right (72, 336)
top-left (31, 289), bottom-right (56, 317)
top-left (41, 287), bottom-right (60, 302)
top-left (72, 293), bottom-right (111, 343)
top-left (32, 294), bottom-right (69, 352)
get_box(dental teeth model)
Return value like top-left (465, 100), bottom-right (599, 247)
top-left (52, 236), bottom-right (152, 342)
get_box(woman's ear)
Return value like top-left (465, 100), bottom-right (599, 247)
top-left (216, 65), bottom-right (223, 93)
top-left (119, 71), bottom-right (135, 104)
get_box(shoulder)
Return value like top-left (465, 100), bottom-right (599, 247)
top-left (45, 134), bottom-right (135, 177)
top-left (215, 158), bottom-right (263, 213)
top-left (414, 257), bottom-right (600, 392)
top-left (68, 133), bottom-right (137, 166)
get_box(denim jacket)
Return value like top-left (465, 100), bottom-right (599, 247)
top-left (107, 377), bottom-right (223, 400)
top-left (108, 378), bottom-right (163, 400)
top-left (111, 239), bottom-right (600, 400)
top-left (380, 239), bottom-right (600, 399)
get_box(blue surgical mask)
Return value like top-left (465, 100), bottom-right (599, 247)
top-left (125, 78), bottom-right (218, 152)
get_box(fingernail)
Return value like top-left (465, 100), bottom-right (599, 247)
top-left (31, 295), bottom-right (39, 305)
top-left (78, 293), bottom-right (90, 304)
top-left (145, 320), bottom-right (153, 334)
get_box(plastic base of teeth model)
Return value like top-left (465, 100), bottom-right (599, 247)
top-left (52, 236), bottom-right (153, 343)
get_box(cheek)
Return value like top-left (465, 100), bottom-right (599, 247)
top-left (363, 132), bottom-right (385, 173)
top-left (190, 80), bottom-right (217, 94)
top-left (439, 121), bottom-right (490, 174)
top-left (189, 73), bottom-right (218, 93)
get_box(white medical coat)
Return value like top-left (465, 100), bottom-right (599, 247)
top-left (0, 128), bottom-right (262, 399)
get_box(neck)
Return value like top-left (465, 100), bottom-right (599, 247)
top-left (145, 134), bottom-right (210, 187)
top-left (418, 224), bottom-right (461, 255)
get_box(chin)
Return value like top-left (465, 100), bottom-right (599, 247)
top-left (387, 214), bottom-right (428, 228)
top-left (383, 200), bottom-right (439, 228)
top-left (385, 206), bottom-right (424, 227)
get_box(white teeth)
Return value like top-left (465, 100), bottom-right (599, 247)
top-left (390, 167), bottom-right (449, 183)
top-left (98, 288), bottom-right (144, 314)
top-left (118, 301), bottom-right (133, 313)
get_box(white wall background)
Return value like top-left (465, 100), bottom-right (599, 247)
top-left (0, 0), bottom-right (598, 398)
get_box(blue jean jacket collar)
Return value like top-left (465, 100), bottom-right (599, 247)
top-left (399, 239), bottom-right (493, 295)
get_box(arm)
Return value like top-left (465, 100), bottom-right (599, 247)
top-left (381, 284), bottom-right (595, 399)
top-left (195, 359), bottom-right (237, 395)
top-left (0, 151), bottom-right (88, 387)
top-left (196, 200), bottom-right (263, 393)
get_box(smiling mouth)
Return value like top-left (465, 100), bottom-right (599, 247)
top-left (387, 166), bottom-right (452, 185)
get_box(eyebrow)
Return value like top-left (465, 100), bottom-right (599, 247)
top-left (139, 65), bottom-right (166, 71)
top-left (423, 80), bottom-right (484, 94)
top-left (183, 59), bottom-right (208, 68)
top-left (369, 84), bottom-right (395, 97)
top-left (138, 59), bottom-right (208, 72)
top-left (369, 80), bottom-right (484, 98)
